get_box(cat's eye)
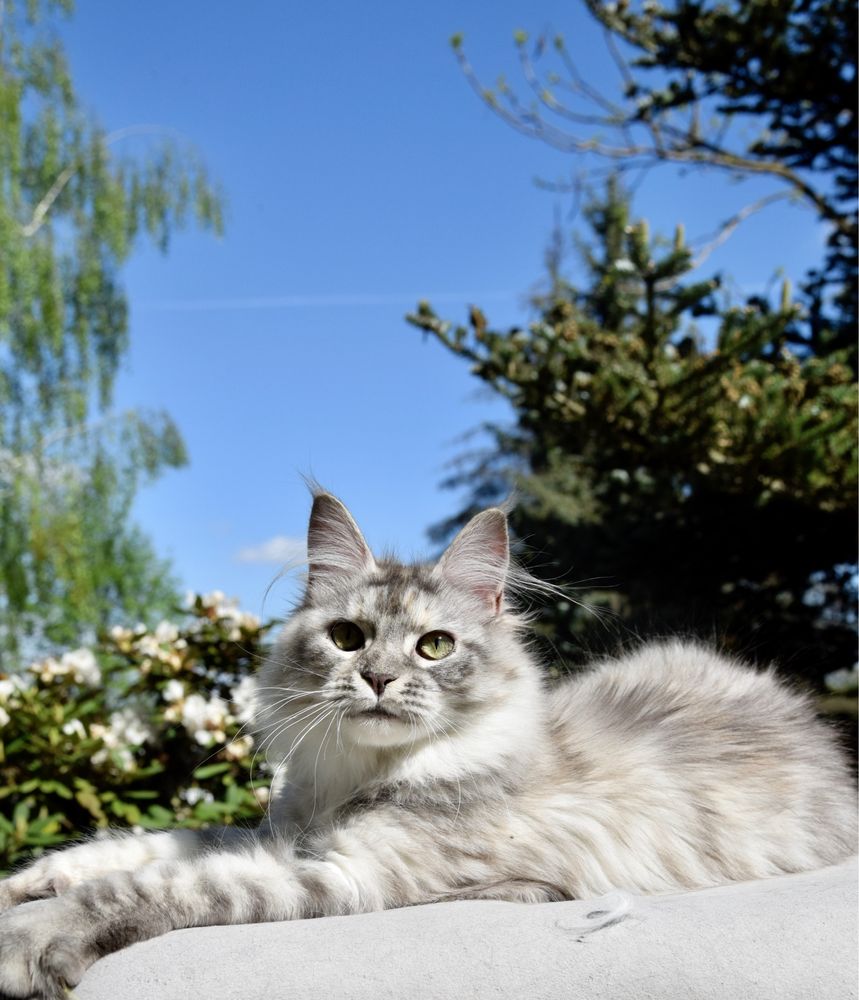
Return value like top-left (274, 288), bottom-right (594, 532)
top-left (416, 631), bottom-right (455, 661)
top-left (330, 621), bottom-right (365, 652)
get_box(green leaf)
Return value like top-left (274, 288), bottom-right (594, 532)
top-left (192, 762), bottom-right (231, 780)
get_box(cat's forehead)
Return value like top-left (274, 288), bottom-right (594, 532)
top-left (317, 560), bottom-right (463, 630)
top-left (356, 562), bottom-right (442, 624)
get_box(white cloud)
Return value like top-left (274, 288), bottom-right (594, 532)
top-left (235, 535), bottom-right (307, 565)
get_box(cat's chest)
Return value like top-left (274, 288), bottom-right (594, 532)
top-left (267, 748), bottom-right (384, 833)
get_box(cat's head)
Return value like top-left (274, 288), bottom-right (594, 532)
top-left (261, 491), bottom-right (536, 753)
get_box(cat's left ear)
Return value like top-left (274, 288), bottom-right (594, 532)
top-left (433, 508), bottom-right (509, 615)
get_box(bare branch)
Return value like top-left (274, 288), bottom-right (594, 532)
top-left (688, 190), bottom-right (795, 271)
top-left (554, 36), bottom-right (620, 116)
top-left (20, 163), bottom-right (77, 238)
top-left (602, 27), bottom-right (635, 94)
top-left (520, 51), bottom-right (613, 128)
top-left (453, 25), bottom-right (854, 240)
top-left (20, 124), bottom-right (193, 239)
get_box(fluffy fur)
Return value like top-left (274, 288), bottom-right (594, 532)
top-left (0, 492), bottom-right (855, 999)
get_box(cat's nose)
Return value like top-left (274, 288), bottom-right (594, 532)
top-left (360, 670), bottom-right (397, 698)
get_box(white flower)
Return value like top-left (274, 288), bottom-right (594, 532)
top-left (223, 734), bottom-right (254, 761)
top-left (162, 680), bottom-right (185, 703)
top-left (27, 649), bottom-right (100, 686)
top-left (181, 694), bottom-right (231, 747)
top-left (112, 707), bottom-right (153, 747)
top-left (134, 630), bottom-right (184, 669)
top-left (180, 694), bottom-right (209, 731)
top-left (0, 674), bottom-right (32, 703)
top-left (62, 719), bottom-right (87, 739)
top-left (135, 634), bottom-right (162, 659)
top-left (180, 787), bottom-right (214, 806)
top-left (90, 707), bottom-right (152, 772)
top-left (231, 676), bottom-right (257, 724)
top-left (94, 708), bottom-right (153, 751)
top-left (200, 590), bottom-right (227, 612)
top-left (28, 657), bottom-right (65, 683)
top-left (154, 620), bottom-right (179, 644)
top-left (0, 706), bottom-right (9, 728)
top-left (198, 592), bottom-right (258, 632)
top-left (61, 648), bottom-right (101, 687)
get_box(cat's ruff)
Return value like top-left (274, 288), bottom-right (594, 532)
top-left (0, 491), bottom-right (855, 1000)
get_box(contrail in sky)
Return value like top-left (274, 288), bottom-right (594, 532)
top-left (138, 290), bottom-right (519, 311)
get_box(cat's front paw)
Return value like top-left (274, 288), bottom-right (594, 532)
top-left (0, 857), bottom-right (71, 913)
top-left (0, 897), bottom-right (94, 1000)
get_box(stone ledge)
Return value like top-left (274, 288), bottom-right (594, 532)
top-left (78, 856), bottom-right (858, 1000)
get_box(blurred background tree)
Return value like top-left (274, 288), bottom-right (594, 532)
top-left (411, 0), bottom-right (858, 690)
top-left (0, 0), bottom-right (223, 657)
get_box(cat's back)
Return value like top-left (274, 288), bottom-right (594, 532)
top-left (548, 640), bottom-right (843, 762)
top-left (539, 640), bottom-right (856, 882)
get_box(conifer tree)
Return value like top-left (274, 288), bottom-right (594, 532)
top-left (408, 180), bottom-right (857, 682)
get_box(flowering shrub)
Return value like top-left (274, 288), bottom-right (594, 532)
top-left (0, 593), bottom-right (276, 874)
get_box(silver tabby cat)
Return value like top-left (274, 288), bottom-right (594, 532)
top-left (0, 492), bottom-right (855, 998)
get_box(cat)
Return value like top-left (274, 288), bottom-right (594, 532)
top-left (0, 490), bottom-right (855, 999)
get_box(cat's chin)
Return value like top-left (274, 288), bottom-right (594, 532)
top-left (341, 712), bottom-right (414, 748)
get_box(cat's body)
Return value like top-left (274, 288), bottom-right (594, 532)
top-left (263, 637), bottom-right (854, 902)
top-left (0, 493), bottom-right (855, 999)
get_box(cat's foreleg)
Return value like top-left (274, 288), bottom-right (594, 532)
top-left (0, 843), bottom-right (303, 999)
top-left (0, 814), bottom-right (449, 998)
top-left (0, 826), bottom-right (251, 913)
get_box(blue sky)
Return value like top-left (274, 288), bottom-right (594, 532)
top-left (59, 1), bottom-right (826, 620)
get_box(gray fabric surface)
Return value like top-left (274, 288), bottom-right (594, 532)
top-left (77, 857), bottom-right (858, 1000)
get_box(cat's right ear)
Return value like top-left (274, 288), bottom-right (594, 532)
top-left (433, 508), bottom-right (509, 615)
top-left (306, 493), bottom-right (375, 592)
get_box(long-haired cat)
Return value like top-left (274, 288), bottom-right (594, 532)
top-left (0, 491), bottom-right (855, 999)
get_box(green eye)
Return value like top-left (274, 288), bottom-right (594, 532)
top-left (330, 621), bottom-right (365, 651)
top-left (416, 631), bottom-right (455, 661)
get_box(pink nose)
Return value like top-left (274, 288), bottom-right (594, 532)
top-left (360, 670), bottom-right (397, 698)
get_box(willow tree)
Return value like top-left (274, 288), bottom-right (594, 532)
top-left (0, 1), bottom-right (223, 655)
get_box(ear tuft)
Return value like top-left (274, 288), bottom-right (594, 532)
top-left (306, 493), bottom-right (375, 591)
top-left (433, 508), bottom-right (509, 614)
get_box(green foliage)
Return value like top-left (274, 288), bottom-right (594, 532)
top-left (0, 0), bottom-right (224, 654)
top-left (0, 593), bottom-right (272, 875)
top-left (408, 179), bottom-right (858, 683)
